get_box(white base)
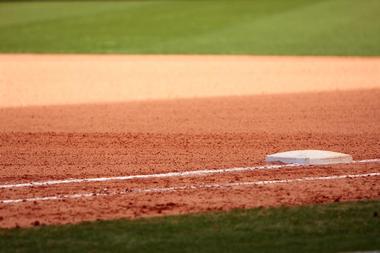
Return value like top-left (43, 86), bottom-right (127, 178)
top-left (266, 150), bottom-right (353, 165)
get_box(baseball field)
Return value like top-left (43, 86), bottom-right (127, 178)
top-left (0, 0), bottom-right (380, 252)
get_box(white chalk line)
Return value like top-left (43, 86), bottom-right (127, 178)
top-left (1, 158), bottom-right (380, 190)
top-left (1, 172), bottom-right (379, 205)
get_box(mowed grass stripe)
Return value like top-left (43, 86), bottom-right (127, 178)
top-left (1, 201), bottom-right (380, 253)
top-left (0, 0), bottom-right (379, 55)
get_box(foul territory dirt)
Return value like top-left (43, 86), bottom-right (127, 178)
top-left (0, 55), bottom-right (379, 228)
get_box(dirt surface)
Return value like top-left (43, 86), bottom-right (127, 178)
top-left (1, 54), bottom-right (379, 108)
top-left (0, 55), bottom-right (379, 228)
top-left (1, 165), bottom-right (379, 228)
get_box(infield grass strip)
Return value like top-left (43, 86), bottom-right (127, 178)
top-left (0, 0), bottom-right (379, 55)
top-left (0, 201), bottom-right (380, 253)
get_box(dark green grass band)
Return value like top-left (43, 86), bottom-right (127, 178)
top-left (0, 0), bottom-right (379, 55)
top-left (1, 201), bottom-right (380, 253)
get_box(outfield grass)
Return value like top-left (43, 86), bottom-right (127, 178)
top-left (0, 0), bottom-right (379, 55)
top-left (0, 201), bottom-right (380, 253)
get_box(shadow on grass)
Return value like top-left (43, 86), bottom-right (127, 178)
top-left (0, 200), bottom-right (379, 253)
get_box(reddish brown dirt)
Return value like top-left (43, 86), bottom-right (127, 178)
top-left (0, 55), bottom-right (380, 228)
top-left (1, 168), bottom-right (379, 228)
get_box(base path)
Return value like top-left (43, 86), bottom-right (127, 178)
top-left (0, 54), bottom-right (379, 228)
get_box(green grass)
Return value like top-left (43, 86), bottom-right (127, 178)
top-left (1, 201), bottom-right (380, 253)
top-left (0, 0), bottom-right (379, 55)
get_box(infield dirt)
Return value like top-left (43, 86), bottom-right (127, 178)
top-left (0, 55), bottom-right (379, 228)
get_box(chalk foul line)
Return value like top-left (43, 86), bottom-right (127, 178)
top-left (1, 172), bottom-right (379, 204)
top-left (1, 158), bottom-right (380, 190)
